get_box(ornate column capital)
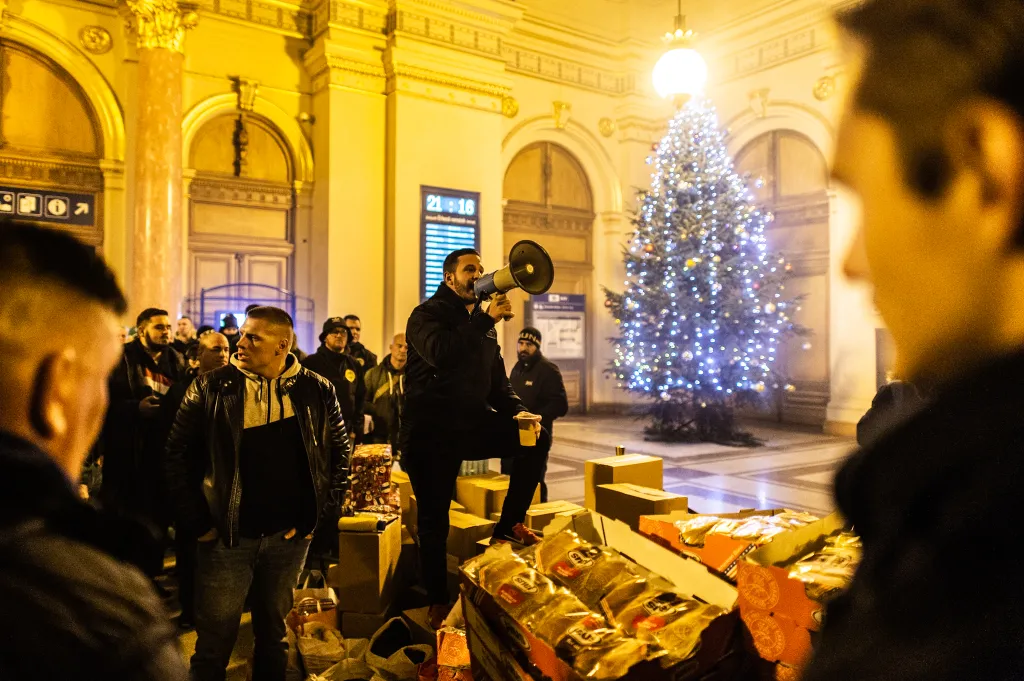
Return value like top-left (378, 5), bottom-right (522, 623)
top-left (120, 0), bottom-right (198, 53)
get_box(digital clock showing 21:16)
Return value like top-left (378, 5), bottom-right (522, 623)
top-left (425, 193), bottom-right (477, 217)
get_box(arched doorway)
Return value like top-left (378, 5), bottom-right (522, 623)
top-left (734, 130), bottom-right (831, 425)
top-left (503, 141), bottom-right (595, 413)
top-left (0, 40), bottom-right (104, 247)
top-left (185, 111), bottom-right (297, 312)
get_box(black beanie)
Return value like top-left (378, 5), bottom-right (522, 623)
top-left (519, 327), bottom-right (541, 348)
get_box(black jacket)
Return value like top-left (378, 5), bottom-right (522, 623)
top-left (302, 345), bottom-right (365, 436)
top-left (0, 432), bottom-right (186, 680)
top-left (363, 354), bottom-right (405, 450)
top-left (163, 361), bottom-right (350, 547)
top-left (510, 352), bottom-right (569, 437)
top-left (405, 283), bottom-right (524, 435)
top-left (101, 339), bottom-right (186, 513)
top-left (803, 352), bottom-right (1024, 681)
top-left (855, 380), bottom-right (924, 448)
top-left (347, 342), bottom-right (378, 373)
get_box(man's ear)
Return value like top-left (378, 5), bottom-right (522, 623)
top-left (29, 349), bottom-right (75, 439)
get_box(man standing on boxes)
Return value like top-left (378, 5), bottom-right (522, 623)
top-left (164, 306), bottom-right (350, 681)
top-left (403, 248), bottom-right (549, 628)
top-left (504, 327), bottom-right (568, 502)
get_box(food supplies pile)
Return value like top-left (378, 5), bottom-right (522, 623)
top-left (460, 509), bottom-right (863, 680)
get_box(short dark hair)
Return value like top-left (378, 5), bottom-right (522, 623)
top-left (246, 306), bottom-right (294, 329)
top-left (0, 222), bottom-right (126, 315)
top-left (244, 304), bottom-right (259, 314)
top-left (343, 314), bottom-right (360, 323)
top-left (136, 308), bottom-right (168, 327)
top-left (179, 315), bottom-right (192, 323)
top-left (184, 343), bottom-right (200, 362)
top-left (196, 325), bottom-right (215, 337)
top-left (443, 248), bottom-right (480, 276)
top-left (838, 0), bottom-right (1024, 197)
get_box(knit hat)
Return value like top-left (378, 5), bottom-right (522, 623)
top-left (221, 314), bottom-right (238, 330)
top-left (519, 326), bottom-right (542, 348)
top-left (319, 317), bottom-right (350, 344)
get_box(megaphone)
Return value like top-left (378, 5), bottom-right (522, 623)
top-left (474, 240), bottom-right (555, 300)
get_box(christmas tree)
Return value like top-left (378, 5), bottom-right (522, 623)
top-left (605, 100), bottom-right (806, 444)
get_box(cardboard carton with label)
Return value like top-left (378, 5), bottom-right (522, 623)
top-left (584, 454), bottom-right (663, 511)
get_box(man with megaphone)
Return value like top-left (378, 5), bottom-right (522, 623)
top-left (402, 243), bottom-right (554, 628)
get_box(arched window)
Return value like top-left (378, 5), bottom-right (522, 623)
top-left (0, 40), bottom-right (104, 247)
top-left (735, 130), bottom-right (830, 425)
top-left (503, 141), bottom-right (595, 412)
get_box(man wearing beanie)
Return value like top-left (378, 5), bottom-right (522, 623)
top-left (302, 317), bottom-right (365, 443)
top-left (506, 326), bottom-right (568, 502)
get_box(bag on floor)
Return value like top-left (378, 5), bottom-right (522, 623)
top-left (311, 657), bottom-right (377, 681)
top-left (365, 617), bottom-right (435, 681)
top-left (298, 622), bottom-right (369, 676)
top-left (289, 570), bottom-right (338, 633)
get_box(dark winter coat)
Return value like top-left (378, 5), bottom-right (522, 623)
top-left (404, 283), bottom-right (524, 438)
top-left (802, 351), bottom-right (1024, 681)
top-left (363, 355), bottom-right (405, 451)
top-left (163, 360), bottom-right (350, 547)
top-left (0, 432), bottom-right (187, 680)
top-left (510, 352), bottom-right (569, 437)
top-left (347, 342), bottom-right (378, 373)
top-left (100, 339), bottom-right (186, 516)
top-left (302, 345), bottom-right (365, 437)
top-left (855, 380), bottom-right (924, 448)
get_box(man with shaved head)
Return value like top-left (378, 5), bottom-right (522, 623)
top-left (363, 333), bottom-right (408, 461)
top-left (0, 223), bottom-right (186, 679)
top-left (165, 306), bottom-right (350, 681)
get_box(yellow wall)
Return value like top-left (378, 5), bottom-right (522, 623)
top-left (2, 0), bottom-right (877, 426)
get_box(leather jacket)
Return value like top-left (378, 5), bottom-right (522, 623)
top-left (164, 361), bottom-right (350, 548)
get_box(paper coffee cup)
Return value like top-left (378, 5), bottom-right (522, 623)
top-left (515, 413), bottom-right (540, 447)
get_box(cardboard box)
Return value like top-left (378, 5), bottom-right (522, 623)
top-left (402, 607), bottom-right (437, 647)
top-left (595, 483), bottom-right (688, 531)
top-left (461, 511), bottom-right (740, 681)
top-left (330, 517), bottom-right (402, 614)
top-left (639, 509), bottom-right (789, 579)
top-left (450, 500), bottom-right (466, 513)
top-left (733, 513), bottom-right (845, 669)
top-left (457, 473), bottom-right (540, 520)
top-left (584, 454), bottom-right (663, 510)
top-left (447, 510), bottom-right (496, 561)
top-left (736, 513), bottom-right (846, 631)
top-left (392, 469), bottom-right (414, 512)
top-left (524, 500), bottom-right (584, 531)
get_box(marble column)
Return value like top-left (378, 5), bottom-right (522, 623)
top-left (122, 0), bottom-right (196, 314)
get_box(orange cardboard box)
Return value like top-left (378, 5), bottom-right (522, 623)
top-left (638, 509), bottom-right (787, 579)
top-left (594, 483), bottom-right (688, 532)
top-left (740, 607), bottom-right (813, 667)
top-left (736, 512), bottom-right (846, 631)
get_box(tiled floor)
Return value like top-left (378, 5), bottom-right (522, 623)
top-left (488, 415), bottom-right (855, 517)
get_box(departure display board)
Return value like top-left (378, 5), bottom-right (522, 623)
top-left (421, 186), bottom-right (480, 301)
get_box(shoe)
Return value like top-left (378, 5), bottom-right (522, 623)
top-left (428, 603), bottom-right (453, 630)
top-left (512, 524), bottom-right (541, 546)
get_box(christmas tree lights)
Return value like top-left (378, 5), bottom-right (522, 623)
top-left (605, 99), bottom-right (807, 443)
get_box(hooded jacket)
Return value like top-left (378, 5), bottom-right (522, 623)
top-left (347, 342), bottom-right (378, 373)
top-left (363, 354), bottom-right (405, 450)
top-left (404, 283), bottom-right (524, 437)
top-left (0, 432), bottom-right (186, 680)
top-left (302, 345), bottom-right (365, 436)
top-left (164, 354), bottom-right (350, 547)
top-left (802, 351), bottom-right (1024, 681)
top-left (510, 350), bottom-right (569, 437)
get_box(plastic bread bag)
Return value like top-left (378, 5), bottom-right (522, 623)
top-left (672, 516), bottom-right (723, 547)
top-left (523, 588), bottom-right (600, 644)
top-left (535, 529), bottom-right (585, 573)
top-left (536, 534), bottom-right (632, 608)
top-left (611, 589), bottom-right (726, 662)
top-left (478, 553), bottom-right (532, 595)
top-left (600, 569), bottom-right (676, 622)
top-left (462, 542), bottom-right (516, 582)
top-left (788, 532), bottom-right (862, 602)
top-left (565, 628), bottom-right (650, 680)
top-left (484, 562), bottom-right (558, 622)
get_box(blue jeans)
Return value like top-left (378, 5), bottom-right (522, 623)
top-left (190, 532), bottom-right (311, 681)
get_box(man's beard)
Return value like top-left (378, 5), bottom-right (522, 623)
top-left (518, 351), bottom-right (529, 361)
top-left (145, 334), bottom-right (169, 350)
top-left (454, 280), bottom-right (477, 302)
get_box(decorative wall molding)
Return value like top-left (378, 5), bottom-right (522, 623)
top-left (504, 205), bottom-right (595, 235)
top-left (79, 25), bottom-right (113, 54)
top-left (305, 52), bottom-right (387, 95)
top-left (502, 43), bottom-right (635, 95)
top-left (390, 7), bottom-right (503, 59)
top-left (121, 0), bottom-right (199, 53)
top-left (190, 175), bottom-right (293, 207)
top-left (197, 0), bottom-right (311, 36)
top-left (615, 115), bottom-right (666, 144)
top-left (310, 0), bottom-right (387, 38)
top-left (716, 25), bottom-right (826, 83)
top-left (0, 154), bottom-right (105, 192)
top-left (383, 50), bottom-right (508, 112)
